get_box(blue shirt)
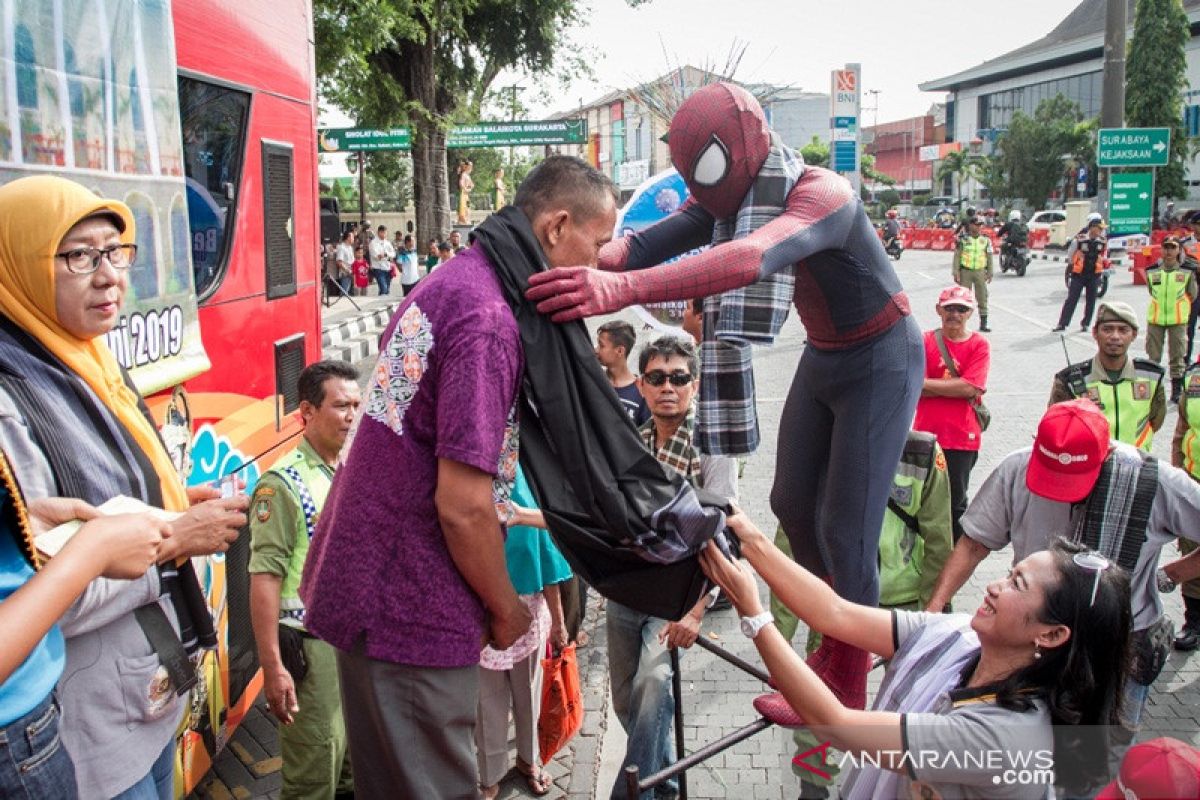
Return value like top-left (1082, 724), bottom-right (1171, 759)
top-left (0, 484), bottom-right (64, 726)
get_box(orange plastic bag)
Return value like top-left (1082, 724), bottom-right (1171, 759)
top-left (538, 642), bottom-right (583, 760)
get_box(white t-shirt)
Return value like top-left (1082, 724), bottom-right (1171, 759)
top-left (335, 242), bottom-right (354, 275)
top-left (399, 251), bottom-right (420, 284)
top-left (369, 238), bottom-right (395, 271)
top-left (962, 442), bottom-right (1200, 630)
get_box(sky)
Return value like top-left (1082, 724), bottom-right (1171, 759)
top-left (521, 0), bottom-right (1086, 123)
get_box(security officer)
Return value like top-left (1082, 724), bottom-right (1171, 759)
top-left (878, 430), bottom-right (954, 610)
top-left (1050, 301), bottom-right (1165, 451)
top-left (951, 217), bottom-right (993, 332)
top-left (1144, 235), bottom-right (1198, 402)
top-left (1054, 217), bottom-right (1107, 332)
top-left (249, 360), bottom-right (360, 799)
top-left (1171, 362), bottom-right (1200, 651)
top-left (1181, 210), bottom-right (1200, 360)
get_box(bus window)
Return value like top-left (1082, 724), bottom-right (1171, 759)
top-left (179, 76), bottom-right (249, 300)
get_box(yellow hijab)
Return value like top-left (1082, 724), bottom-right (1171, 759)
top-left (0, 176), bottom-right (187, 511)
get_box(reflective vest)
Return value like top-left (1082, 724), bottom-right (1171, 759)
top-left (1146, 264), bottom-right (1192, 326)
top-left (258, 443), bottom-right (334, 626)
top-left (1057, 358), bottom-right (1163, 450)
top-left (879, 432), bottom-right (936, 607)
top-left (1070, 238), bottom-right (1105, 274)
top-left (958, 235), bottom-right (989, 270)
top-left (1180, 365), bottom-right (1200, 478)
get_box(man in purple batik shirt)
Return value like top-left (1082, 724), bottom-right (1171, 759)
top-left (300, 155), bottom-right (618, 800)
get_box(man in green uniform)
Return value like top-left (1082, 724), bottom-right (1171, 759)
top-left (1049, 301), bottom-right (1165, 451)
top-left (1170, 361), bottom-right (1200, 651)
top-left (951, 217), bottom-right (993, 332)
top-left (249, 361), bottom-right (361, 798)
top-left (1144, 235), bottom-right (1198, 403)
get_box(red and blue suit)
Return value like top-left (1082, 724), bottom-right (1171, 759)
top-left (527, 82), bottom-right (924, 708)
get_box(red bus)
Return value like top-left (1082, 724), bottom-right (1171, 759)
top-left (1, 0), bottom-right (320, 791)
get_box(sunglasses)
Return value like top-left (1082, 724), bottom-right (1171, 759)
top-left (643, 370), bottom-right (693, 387)
top-left (1163, 243), bottom-right (1180, 249)
top-left (1073, 551), bottom-right (1111, 607)
top-left (941, 304), bottom-right (972, 314)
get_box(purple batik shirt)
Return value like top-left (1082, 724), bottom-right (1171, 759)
top-left (299, 244), bottom-right (523, 668)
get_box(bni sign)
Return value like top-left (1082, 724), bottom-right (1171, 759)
top-left (829, 65), bottom-right (860, 174)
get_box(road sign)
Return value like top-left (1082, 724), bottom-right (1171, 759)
top-left (318, 127), bottom-right (411, 152)
top-left (318, 119), bottom-right (588, 153)
top-left (829, 63), bottom-right (861, 191)
top-left (1097, 127), bottom-right (1171, 167)
top-left (1108, 171), bottom-right (1154, 234)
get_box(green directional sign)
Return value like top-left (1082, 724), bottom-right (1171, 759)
top-left (318, 119), bottom-right (588, 153)
top-left (318, 127), bottom-right (411, 153)
top-left (1097, 127), bottom-right (1171, 167)
top-left (447, 119), bottom-right (587, 148)
top-left (1108, 171), bottom-right (1154, 234)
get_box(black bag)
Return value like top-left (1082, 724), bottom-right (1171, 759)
top-left (1130, 615), bottom-right (1174, 686)
top-left (277, 624), bottom-right (309, 683)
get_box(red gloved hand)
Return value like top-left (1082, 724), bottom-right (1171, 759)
top-left (525, 267), bottom-right (635, 322)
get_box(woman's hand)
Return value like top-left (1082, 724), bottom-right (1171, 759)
top-left (698, 540), bottom-right (763, 617)
top-left (549, 619), bottom-right (569, 654)
top-left (71, 513), bottom-right (169, 579)
top-left (161, 495), bottom-right (249, 561)
top-left (724, 511), bottom-right (767, 554)
top-left (26, 497), bottom-right (99, 536)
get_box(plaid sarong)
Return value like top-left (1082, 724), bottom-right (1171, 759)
top-left (698, 134), bottom-right (802, 456)
top-left (1072, 446), bottom-right (1158, 571)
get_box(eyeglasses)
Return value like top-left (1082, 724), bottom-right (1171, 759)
top-left (55, 244), bottom-right (138, 274)
top-left (941, 305), bottom-right (972, 314)
top-left (643, 370), bottom-right (693, 387)
top-left (1073, 551), bottom-right (1111, 607)
top-left (1163, 243), bottom-right (1180, 249)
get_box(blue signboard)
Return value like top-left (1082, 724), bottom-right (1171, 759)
top-left (832, 140), bottom-right (858, 172)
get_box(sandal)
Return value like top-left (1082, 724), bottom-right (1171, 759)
top-left (516, 759), bottom-right (553, 796)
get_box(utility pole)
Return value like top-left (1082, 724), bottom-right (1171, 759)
top-left (504, 83), bottom-right (524, 166)
top-left (1100, 0), bottom-right (1126, 207)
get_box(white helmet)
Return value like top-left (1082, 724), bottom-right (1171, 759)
top-left (1087, 212), bottom-right (1103, 222)
top-left (1009, 210), bottom-right (1021, 221)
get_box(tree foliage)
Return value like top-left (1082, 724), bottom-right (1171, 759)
top-left (995, 95), bottom-right (1091, 209)
top-left (797, 136), bottom-right (893, 187)
top-left (1125, 0), bottom-right (1190, 201)
top-left (935, 149), bottom-right (973, 199)
top-left (313, 0), bottom-right (591, 240)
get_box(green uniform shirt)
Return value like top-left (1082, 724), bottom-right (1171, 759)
top-left (879, 432), bottom-right (954, 608)
top-left (248, 438), bottom-right (335, 629)
top-left (1051, 356), bottom-right (1165, 451)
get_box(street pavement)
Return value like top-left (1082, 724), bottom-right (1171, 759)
top-left (194, 247), bottom-right (1200, 799)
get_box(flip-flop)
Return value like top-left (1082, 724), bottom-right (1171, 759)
top-left (517, 760), bottom-right (552, 796)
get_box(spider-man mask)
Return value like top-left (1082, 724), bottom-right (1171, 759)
top-left (668, 82), bottom-right (770, 220)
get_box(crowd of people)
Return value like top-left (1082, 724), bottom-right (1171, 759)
top-left (324, 222), bottom-right (469, 299)
top-left (4, 82), bottom-right (1200, 800)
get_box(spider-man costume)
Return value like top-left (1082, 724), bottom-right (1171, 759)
top-left (527, 83), bottom-right (923, 709)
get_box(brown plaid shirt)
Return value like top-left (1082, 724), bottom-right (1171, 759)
top-left (640, 411), bottom-right (701, 485)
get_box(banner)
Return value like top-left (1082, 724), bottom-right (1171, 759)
top-left (0, 0), bottom-right (210, 394)
top-left (616, 169), bottom-right (706, 333)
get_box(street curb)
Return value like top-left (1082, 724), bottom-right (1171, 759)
top-left (321, 302), bottom-right (399, 349)
top-left (1029, 250), bottom-right (1129, 268)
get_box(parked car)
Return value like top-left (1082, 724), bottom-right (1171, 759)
top-left (1028, 209), bottom-right (1067, 231)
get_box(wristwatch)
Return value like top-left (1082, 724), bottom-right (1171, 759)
top-left (740, 612), bottom-right (775, 639)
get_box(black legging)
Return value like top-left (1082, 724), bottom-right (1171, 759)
top-left (1058, 273), bottom-right (1100, 328)
top-left (770, 317), bottom-right (924, 606)
top-left (942, 449), bottom-right (979, 542)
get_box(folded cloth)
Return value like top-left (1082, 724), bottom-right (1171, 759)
top-left (474, 207), bottom-right (728, 621)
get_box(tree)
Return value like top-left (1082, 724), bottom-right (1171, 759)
top-left (363, 151), bottom-right (413, 212)
top-left (796, 136), bottom-right (892, 187)
top-left (935, 149), bottom-right (972, 200)
top-left (314, 0), bottom-right (591, 241)
top-left (1125, 0), bottom-right (1190, 203)
top-left (974, 154), bottom-right (1010, 206)
top-left (995, 95), bottom-right (1091, 209)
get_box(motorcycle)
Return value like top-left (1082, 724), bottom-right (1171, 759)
top-left (999, 241), bottom-right (1029, 276)
top-left (1062, 261), bottom-right (1113, 298)
top-left (876, 225), bottom-right (903, 260)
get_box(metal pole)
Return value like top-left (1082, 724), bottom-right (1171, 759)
top-left (1100, 0), bottom-right (1126, 204)
top-left (624, 765), bottom-right (641, 800)
top-left (357, 151), bottom-right (366, 228)
top-left (670, 647), bottom-right (687, 799)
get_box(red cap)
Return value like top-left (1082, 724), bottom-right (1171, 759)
top-left (1025, 400), bottom-right (1110, 502)
top-left (937, 285), bottom-right (977, 309)
top-left (1096, 738), bottom-right (1200, 800)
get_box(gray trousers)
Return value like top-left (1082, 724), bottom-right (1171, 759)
top-left (475, 653), bottom-right (543, 786)
top-left (1146, 323), bottom-right (1188, 379)
top-left (336, 645), bottom-right (480, 800)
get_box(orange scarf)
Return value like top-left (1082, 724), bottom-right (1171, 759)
top-left (0, 176), bottom-right (186, 511)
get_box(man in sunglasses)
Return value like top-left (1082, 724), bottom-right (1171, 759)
top-left (1143, 235), bottom-right (1198, 403)
top-left (605, 335), bottom-right (737, 800)
top-left (926, 400), bottom-right (1200, 761)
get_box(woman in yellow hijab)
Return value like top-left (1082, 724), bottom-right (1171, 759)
top-left (0, 176), bottom-right (247, 800)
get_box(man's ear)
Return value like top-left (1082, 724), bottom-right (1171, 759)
top-left (538, 210), bottom-right (570, 250)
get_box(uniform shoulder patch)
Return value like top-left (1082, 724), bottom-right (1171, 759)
top-left (254, 497), bottom-right (272, 523)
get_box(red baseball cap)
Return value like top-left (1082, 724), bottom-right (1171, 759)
top-left (937, 285), bottom-right (977, 309)
top-left (1096, 737), bottom-right (1200, 799)
top-left (1025, 400), bottom-right (1110, 502)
